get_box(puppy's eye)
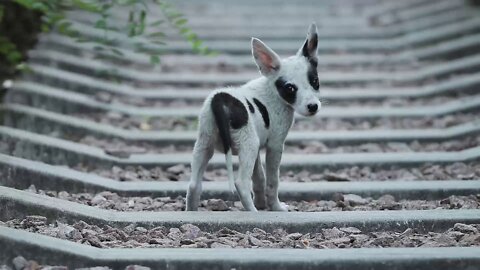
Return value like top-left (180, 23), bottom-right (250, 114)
top-left (285, 84), bottom-right (297, 93)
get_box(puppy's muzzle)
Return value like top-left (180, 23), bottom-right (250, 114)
top-left (307, 103), bottom-right (318, 115)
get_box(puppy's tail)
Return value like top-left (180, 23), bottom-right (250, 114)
top-left (211, 96), bottom-right (236, 194)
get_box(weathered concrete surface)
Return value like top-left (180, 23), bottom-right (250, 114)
top-left (19, 66), bottom-right (480, 99)
top-left (3, 104), bottom-right (480, 146)
top-left (2, 0), bottom-right (480, 268)
top-left (1, 126), bottom-right (479, 170)
top-left (2, 153), bottom-right (479, 201)
top-left (8, 82), bottom-right (480, 118)
top-left (1, 226), bottom-right (479, 270)
top-left (27, 50), bottom-right (480, 85)
top-left (1, 186), bottom-right (480, 233)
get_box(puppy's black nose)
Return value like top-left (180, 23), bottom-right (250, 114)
top-left (307, 103), bottom-right (318, 113)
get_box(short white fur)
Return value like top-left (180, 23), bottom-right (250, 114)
top-left (186, 23), bottom-right (321, 212)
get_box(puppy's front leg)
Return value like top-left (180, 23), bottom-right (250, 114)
top-left (265, 145), bottom-right (288, 211)
top-left (252, 152), bottom-right (267, 210)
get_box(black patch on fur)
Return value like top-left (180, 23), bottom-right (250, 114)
top-left (253, 98), bottom-right (270, 128)
top-left (246, 99), bottom-right (255, 113)
top-left (302, 35), bottom-right (319, 90)
top-left (211, 93), bottom-right (248, 153)
top-left (275, 77), bottom-right (297, 105)
top-left (308, 57), bottom-right (318, 68)
top-left (308, 65), bottom-right (319, 91)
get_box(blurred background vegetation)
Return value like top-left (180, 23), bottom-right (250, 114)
top-left (0, 0), bottom-right (213, 84)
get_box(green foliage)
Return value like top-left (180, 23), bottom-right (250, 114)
top-left (156, 0), bottom-right (216, 56)
top-left (0, 36), bottom-right (22, 65)
top-left (0, 0), bottom-right (214, 70)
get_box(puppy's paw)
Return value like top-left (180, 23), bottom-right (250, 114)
top-left (270, 201), bottom-right (289, 212)
top-left (254, 196), bottom-right (267, 210)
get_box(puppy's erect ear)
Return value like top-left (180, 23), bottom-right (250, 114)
top-left (251, 38), bottom-right (281, 76)
top-left (298, 23), bottom-right (318, 59)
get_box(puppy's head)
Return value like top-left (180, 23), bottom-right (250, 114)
top-left (251, 23), bottom-right (321, 117)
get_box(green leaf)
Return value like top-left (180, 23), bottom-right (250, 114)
top-left (192, 39), bottom-right (202, 49)
top-left (58, 21), bottom-right (72, 34)
top-left (41, 24), bottom-right (50, 32)
top-left (16, 62), bottom-right (32, 72)
top-left (151, 40), bottom-right (166, 45)
top-left (7, 51), bottom-right (22, 63)
top-left (140, 10), bottom-right (146, 23)
top-left (179, 27), bottom-right (190, 35)
top-left (159, 2), bottom-right (172, 9)
top-left (31, 2), bottom-right (49, 12)
top-left (138, 24), bottom-right (145, 35)
top-left (128, 23), bottom-right (136, 37)
top-left (66, 29), bottom-right (80, 38)
top-left (186, 32), bottom-right (197, 41)
top-left (72, 0), bottom-right (100, 13)
top-left (207, 50), bottom-right (219, 56)
top-left (110, 47), bottom-right (124, 56)
top-left (175, 18), bottom-right (187, 26)
top-left (49, 13), bottom-right (66, 25)
top-left (150, 55), bottom-right (160, 65)
top-left (167, 12), bottom-right (182, 20)
top-left (95, 19), bottom-right (107, 29)
top-left (117, 0), bottom-right (131, 5)
top-left (147, 31), bottom-right (165, 38)
top-left (101, 3), bottom-right (112, 12)
top-left (150, 19), bottom-right (164, 27)
top-left (155, 0), bottom-right (217, 56)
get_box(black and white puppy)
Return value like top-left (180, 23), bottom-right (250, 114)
top-left (186, 23), bottom-right (321, 212)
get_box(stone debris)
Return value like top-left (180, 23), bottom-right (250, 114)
top-left (23, 186), bottom-right (480, 212)
top-left (75, 111), bottom-right (478, 132)
top-left (72, 162), bottom-right (480, 182)
top-left (70, 126), bottom-right (479, 156)
top-left (0, 255), bottom-right (151, 270)
top-left (2, 218), bottom-right (479, 249)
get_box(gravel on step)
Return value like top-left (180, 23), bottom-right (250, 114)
top-left (106, 71), bottom-right (475, 89)
top-left (295, 112), bottom-right (479, 131)
top-left (330, 94), bottom-right (476, 108)
top-left (73, 112), bottom-right (478, 131)
top-left (76, 136), bottom-right (191, 157)
top-left (284, 136), bottom-right (480, 154)
top-left (156, 61), bottom-right (426, 74)
top-left (0, 255), bottom-right (149, 270)
top-left (73, 112), bottom-right (196, 131)
top-left (2, 217), bottom-right (479, 249)
top-left (92, 92), bottom-right (467, 109)
top-left (71, 134), bottom-right (480, 157)
top-left (23, 185), bottom-right (480, 212)
top-left (71, 162), bottom-right (480, 182)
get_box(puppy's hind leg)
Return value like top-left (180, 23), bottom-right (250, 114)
top-left (186, 131), bottom-right (214, 211)
top-left (236, 136), bottom-right (259, 212)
